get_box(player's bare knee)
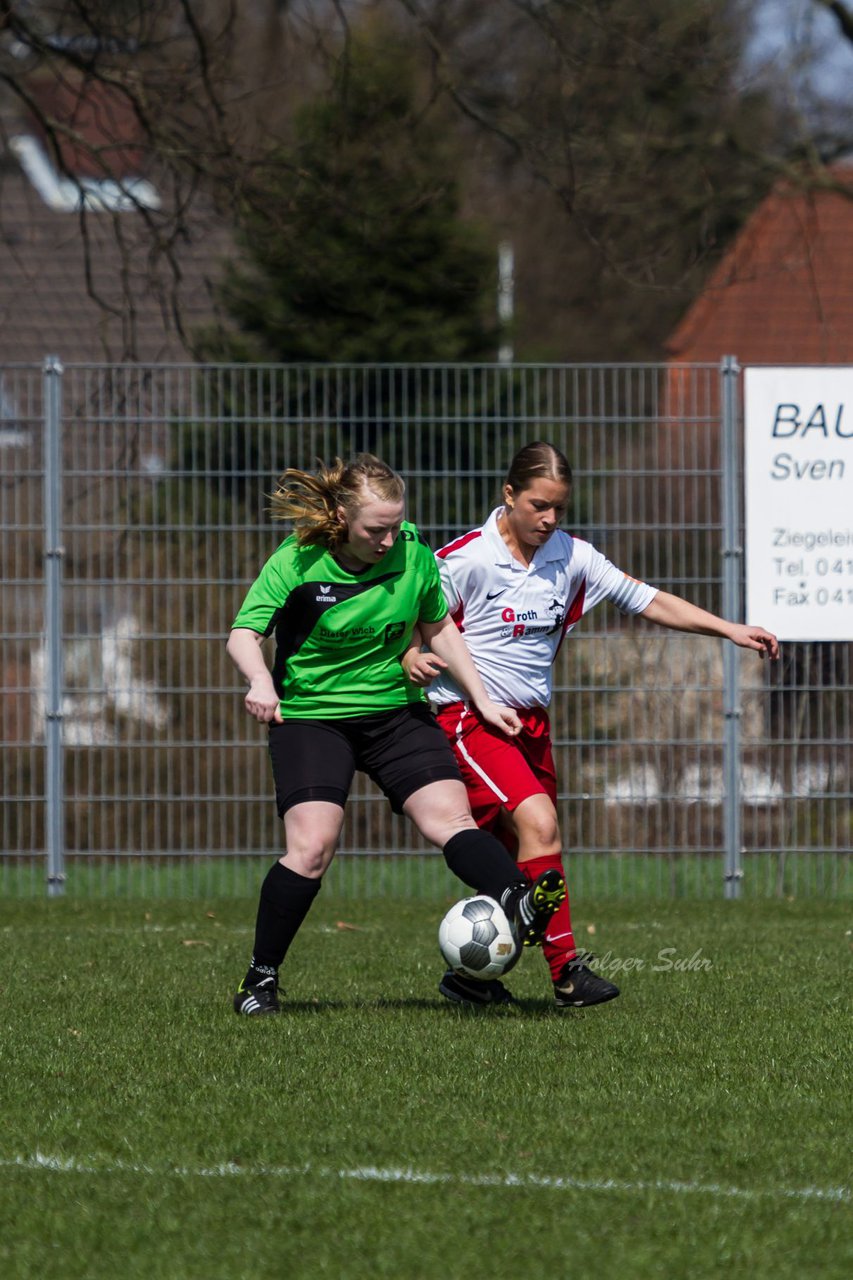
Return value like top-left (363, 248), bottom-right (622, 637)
top-left (512, 795), bottom-right (561, 855)
top-left (513, 815), bottom-right (560, 856)
top-left (537, 824), bottom-right (561, 854)
top-left (280, 847), bottom-right (330, 879)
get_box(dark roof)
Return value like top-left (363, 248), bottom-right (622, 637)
top-left (666, 164), bottom-right (853, 365)
top-left (0, 77), bottom-right (233, 364)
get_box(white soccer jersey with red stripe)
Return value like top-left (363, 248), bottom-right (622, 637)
top-left (429, 508), bottom-right (658, 710)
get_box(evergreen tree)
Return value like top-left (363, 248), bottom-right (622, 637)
top-left (197, 27), bottom-right (499, 364)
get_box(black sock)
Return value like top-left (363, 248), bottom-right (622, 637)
top-left (442, 828), bottom-right (523, 901)
top-left (245, 861), bottom-right (322, 981)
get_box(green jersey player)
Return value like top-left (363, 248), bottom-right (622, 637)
top-left (228, 453), bottom-right (567, 1015)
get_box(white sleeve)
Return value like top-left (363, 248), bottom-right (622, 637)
top-left (583, 544), bottom-right (658, 616)
top-left (436, 555), bottom-right (463, 616)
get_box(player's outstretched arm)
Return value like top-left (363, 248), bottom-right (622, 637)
top-left (640, 591), bottom-right (780, 659)
top-left (226, 627), bottom-right (284, 722)
top-left (420, 616), bottom-right (521, 735)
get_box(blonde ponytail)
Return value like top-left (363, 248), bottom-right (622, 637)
top-left (269, 454), bottom-right (404, 549)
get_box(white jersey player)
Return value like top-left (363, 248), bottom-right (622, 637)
top-left (427, 510), bottom-right (657, 712)
top-left (404, 441), bottom-right (779, 1009)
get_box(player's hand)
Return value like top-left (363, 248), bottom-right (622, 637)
top-left (477, 700), bottom-right (522, 737)
top-left (244, 677), bottom-right (283, 723)
top-left (403, 651), bottom-right (448, 688)
top-left (730, 625), bottom-right (780, 660)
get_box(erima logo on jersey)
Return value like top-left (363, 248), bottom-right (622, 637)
top-left (315, 584), bottom-right (337, 603)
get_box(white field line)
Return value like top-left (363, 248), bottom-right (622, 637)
top-left (2, 1153), bottom-right (849, 1203)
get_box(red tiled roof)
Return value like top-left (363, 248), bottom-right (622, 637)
top-left (666, 165), bottom-right (853, 365)
top-left (26, 76), bottom-right (145, 178)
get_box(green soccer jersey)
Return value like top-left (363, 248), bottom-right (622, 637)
top-left (231, 521), bottom-right (448, 718)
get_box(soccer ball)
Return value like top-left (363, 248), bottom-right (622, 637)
top-left (438, 895), bottom-right (519, 981)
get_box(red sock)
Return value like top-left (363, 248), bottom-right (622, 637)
top-left (519, 853), bottom-right (577, 982)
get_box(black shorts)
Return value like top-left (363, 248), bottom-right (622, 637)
top-left (267, 704), bottom-right (463, 817)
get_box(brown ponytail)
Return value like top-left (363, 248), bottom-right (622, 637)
top-left (505, 441), bottom-right (572, 495)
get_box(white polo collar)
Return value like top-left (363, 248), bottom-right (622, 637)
top-left (483, 507), bottom-right (567, 570)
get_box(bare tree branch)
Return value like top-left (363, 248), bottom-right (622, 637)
top-left (1, 0), bottom-right (850, 362)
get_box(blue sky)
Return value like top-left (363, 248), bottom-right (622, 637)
top-left (747, 0), bottom-right (853, 102)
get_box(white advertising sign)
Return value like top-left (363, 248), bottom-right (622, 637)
top-left (744, 367), bottom-right (853, 640)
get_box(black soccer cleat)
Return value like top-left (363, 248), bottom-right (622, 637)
top-left (553, 954), bottom-right (620, 1008)
top-left (233, 976), bottom-right (280, 1016)
top-left (502, 868), bottom-right (566, 948)
top-left (438, 969), bottom-right (517, 1007)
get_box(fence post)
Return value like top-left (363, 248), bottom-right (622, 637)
top-left (43, 355), bottom-right (65, 897)
top-left (720, 355), bottom-right (743, 899)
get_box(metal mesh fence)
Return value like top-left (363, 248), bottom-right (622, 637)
top-left (1, 360), bottom-right (850, 898)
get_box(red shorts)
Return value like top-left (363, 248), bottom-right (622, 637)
top-left (434, 702), bottom-right (557, 837)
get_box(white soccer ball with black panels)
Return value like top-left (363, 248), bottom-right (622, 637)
top-left (438, 895), bottom-right (519, 981)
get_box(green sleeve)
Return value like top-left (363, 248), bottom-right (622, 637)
top-left (231, 546), bottom-right (292, 636)
top-left (417, 540), bottom-right (449, 625)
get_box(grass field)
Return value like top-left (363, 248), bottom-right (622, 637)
top-left (1, 894), bottom-right (850, 1279)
